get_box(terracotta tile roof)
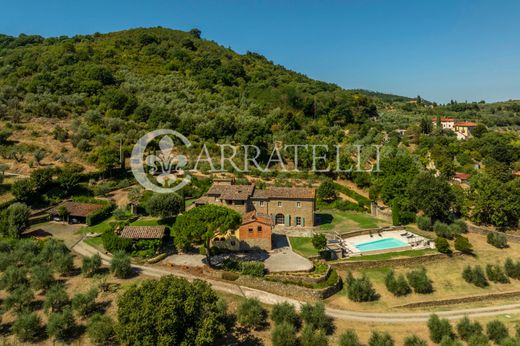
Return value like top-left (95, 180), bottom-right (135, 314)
top-left (454, 121), bottom-right (478, 127)
top-left (242, 210), bottom-right (273, 226)
top-left (252, 187), bottom-right (315, 200)
top-left (49, 201), bottom-right (104, 217)
top-left (513, 171), bottom-right (520, 177)
top-left (454, 172), bottom-right (471, 180)
top-left (120, 226), bottom-right (166, 239)
top-left (207, 184), bottom-right (255, 200)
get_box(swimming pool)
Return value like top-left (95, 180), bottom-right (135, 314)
top-left (354, 238), bottom-right (408, 252)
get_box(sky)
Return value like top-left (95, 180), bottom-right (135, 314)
top-left (2, 0), bottom-right (520, 103)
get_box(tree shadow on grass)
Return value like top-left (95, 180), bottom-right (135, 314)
top-left (315, 213), bottom-right (333, 226)
top-left (217, 317), bottom-right (264, 346)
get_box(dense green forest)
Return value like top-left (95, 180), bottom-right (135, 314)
top-left (0, 27), bottom-right (519, 228)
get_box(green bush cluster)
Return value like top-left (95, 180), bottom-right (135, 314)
top-left (384, 270), bottom-right (411, 296)
top-left (504, 258), bottom-right (520, 279)
top-left (485, 264), bottom-right (509, 283)
top-left (345, 271), bottom-right (378, 302)
top-left (86, 203), bottom-right (115, 226)
top-left (406, 268), bottom-right (433, 294)
top-left (462, 265), bottom-right (489, 287)
top-left (222, 258), bottom-right (265, 277)
top-left (487, 232), bottom-right (508, 248)
top-left (416, 215), bottom-right (432, 231)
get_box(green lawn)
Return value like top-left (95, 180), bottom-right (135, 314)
top-left (317, 210), bottom-right (388, 232)
top-left (289, 237), bottom-right (318, 257)
top-left (84, 236), bottom-right (103, 247)
top-left (130, 217), bottom-right (175, 228)
top-left (81, 217), bottom-right (116, 234)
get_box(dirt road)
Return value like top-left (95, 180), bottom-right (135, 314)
top-left (72, 240), bottom-right (520, 323)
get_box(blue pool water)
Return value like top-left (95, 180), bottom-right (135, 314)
top-left (354, 238), bottom-right (408, 252)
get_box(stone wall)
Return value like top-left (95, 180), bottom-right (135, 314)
top-left (468, 224), bottom-right (520, 243)
top-left (267, 266), bottom-right (331, 285)
top-left (331, 252), bottom-right (463, 270)
top-left (396, 290), bottom-right (520, 308)
top-left (371, 202), bottom-right (392, 223)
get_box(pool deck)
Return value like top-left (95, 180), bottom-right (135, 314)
top-left (338, 230), bottom-right (431, 257)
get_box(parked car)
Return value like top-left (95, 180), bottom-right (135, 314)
top-left (52, 216), bottom-right (62, 222)
top-left (70, 218), bottom-right (79, 224)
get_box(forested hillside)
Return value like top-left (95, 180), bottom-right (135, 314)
top-left (0, 27), bottom-right (519, 229)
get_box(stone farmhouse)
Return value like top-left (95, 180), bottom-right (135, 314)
top-left (195, 180), bottom-right (316, 251)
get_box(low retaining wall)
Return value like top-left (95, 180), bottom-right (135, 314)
top-left (335, 226), bottom-right (406, 239)
top-left (267, 265), bottom-right (331, 285)
top-left (396, 290), bottom-right (520, 308)
top-left (468, 224), bottom-right (520, 244)
top-left (331, 252), bottom-right (463, 270)
top-left (235, 274), bottom-right (343, 300)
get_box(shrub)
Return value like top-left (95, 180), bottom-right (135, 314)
top-left (44, 284), bottom-right (70, 313)
top-left (368, 330), bottom-right (394, 346)
top-left (271, 302), bottom-right (299, 327)
top-left (46, 308), bottom-right (77, 342)
top-left (403, 335), bottom-right (427, 346)
top-left (221, 271), bottom-right (239, 281)
top-left (440, 336), bottom-right (462, 346)
top-left (109, 250), bottom-right (132, 278)
top-left (385, 270), bottom-right (411, 296)
top-left (102, 230), bottom-right (133, 253)
top-left (435, 237), bottom-right (451, 254)
top-left (416, 215), bottom-right (432, 231)
top-left (486, 264), bottom-right (510, 283)
top-left (12, 311), bottom-right (42, 342)
top-left (487, 232), bottom-right (508, 249)
top-left (300, 302), bottom-right (332, 331)
top-left (239, 261), bottom-right (265, 277)
top-left (81, 253), bottom-right (102, 277)
top-left (300, 325), bottom-right (328, 346)
top-left (347, 274), bottom-right (378, 302)
top-left (311, 233), bottom-right (327, 250)
top-left (339, 329), bottom-right (362, 346)
top-left (462, 265), bottom-right (489, 288)
top-left (53, 252), bottom-right (74, 275)
top-left (467, 333), bottom-right (490, 346)
top-left (30, 265), bottom-right (55, 291)
top-left (271, 322), bottom-right (297, 346)
top-left (453, 235), bottom-right (472, 254)
top-left (237, 298), bottom-right (265, 329)
top-left (406, 268), bottom-right (433, 294)
top-left (72, 288), bottom-right (98, 317)
top-left (317, 179), bottom-right (337, 202)
top-left (457, 316), bottom-right (483, 341)
top-left (434, 221), bottom-right (453, 239)
top-left (428, 314), bottom-right (453, 343)
top-left (487, 320), bottom-right (509, 343)
top-left (4, 285), bottom-right (34, 312)
top-left (87, 313), bottom-right (115, 345)
top-left (504, 258), bottom-right (520, 280)
top-left (452, 219), bottom-right (468, 233)
top-left (0, 265), bottom-right (29, 291)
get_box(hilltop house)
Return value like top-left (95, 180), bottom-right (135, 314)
top-left (454, 121), bottom-right (478, 140)
top-left (432, 117), bottom-right (479, 140)
top-left (196, 180), bottom-right (316, 251)
top-left (432, 117), bottom-right (456, 130)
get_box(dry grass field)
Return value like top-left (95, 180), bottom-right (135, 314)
top-left (328, 232), bottom-right (520, 312)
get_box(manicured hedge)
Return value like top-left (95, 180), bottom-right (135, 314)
top-left (86, 203), bottom-right (115, 226)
